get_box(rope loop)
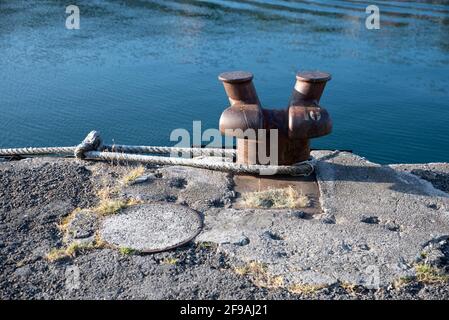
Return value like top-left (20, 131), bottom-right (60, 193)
top-left (74, 131), bottom-right (103, 159)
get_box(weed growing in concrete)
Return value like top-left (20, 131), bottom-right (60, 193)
top-left (94, 198), bottom-right (142, 216)
top-left (121, 165), bottom-right (145, 185)
top-left (234, 261), bottom-right (284, 289)
top-left (119, 247), bottom-right (136, 255)
top-left (242, 186), bottom-right (310, 209)
top-left (288, 283), bottom-right (325, 295)
top-left (162, 257), bottom-right (179, 265)
top-left (46, 242), bottom-right (92, 262)
top-left (415, 264), bottom-right (449, 284)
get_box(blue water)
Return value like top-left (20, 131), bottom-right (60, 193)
top-left (0, 0), bottom-right (448, 164)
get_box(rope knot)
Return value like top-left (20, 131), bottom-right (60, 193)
top-left (75, 131), bottom-right (103, 159)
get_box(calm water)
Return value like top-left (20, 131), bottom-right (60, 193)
top-left (0, 0), bottom-right (448, 164)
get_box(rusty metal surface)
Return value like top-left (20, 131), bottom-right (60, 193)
top-left (219, 104), bottom-right (264, 135)
top-left (288, 105), bottom-right (332, 140)
top-left (232, 173), bottom-right (321, 217)
top-left (218, 71), bottom-right (261, 106)
top-left (218, 70), bottom-right (333, 165)
top-left (289, 71), bottom-right (331, 104)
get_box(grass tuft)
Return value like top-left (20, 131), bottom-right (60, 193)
top-left (339, 282), bottom-right (358, 294)
top-left (93, 198), bottom-right (142, 216)
top-left (93, 232), bottom-right (108, 249)
top-left (162, 257), bottom-right (179, 265)
top-left (197, 242), bottom-right (215, 250)
top-left (59, 208), bottom-right (82, 232)
top-left (119, 247), bottom-right (136, 255)
top-left (234, 261), bottom-right (284, 289)
top-left (46, 248), bottom-right (70, 262)
top-left (46, 242), bottom-right (92, 262)
top-left (241, 186), bottom-right (310, 209)
top-left (393, 276), bottom-right (414, 289)
top-left (94, 199), bottom-right (128, 216)
top-left (415, 264), bottom-right (449, 284)
top-left (288, 283), bottom-right (325, 295)
top-left (96, 185), bottom-right (119, 202)
top-left (121, 166), bottom-right (145, 185)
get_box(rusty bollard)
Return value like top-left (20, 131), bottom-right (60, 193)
top-left (218, 70), bottom-right (332, 165)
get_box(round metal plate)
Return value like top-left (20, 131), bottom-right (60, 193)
top-left (100, 203), bottom-right (203, 253)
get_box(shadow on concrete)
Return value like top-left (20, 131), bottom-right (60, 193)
top-left (311, 151), bottom-right (449, 197)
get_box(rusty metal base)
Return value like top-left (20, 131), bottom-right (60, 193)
top-left (232, 173), bottom-right (322, 217)
top-left (235, 137), bottom-right (311, 165)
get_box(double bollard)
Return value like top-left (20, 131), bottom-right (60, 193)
top-left (218, 70), bottom-right (332, 165)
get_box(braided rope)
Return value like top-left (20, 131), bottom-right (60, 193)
top-left (74, 131), bottom-right (103, 159)
top-left (0, 131), bottom-right (314, 176)
top-left (0, 145), bottom-right (235, 157)
top-left (84, 151), bottom-right (314, 176)
top-left (0, 146), bottom-right (75, 156)
top-left (104, 145), bottom-right (236, 157)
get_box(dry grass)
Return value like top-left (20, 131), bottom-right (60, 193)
top-left (58, 208), bottom-right (82, 232)
top-left (415, 264), bottom-right (449, 284)
top-left (119, 247), bottom-right (136, 255)
top-left (288, 283), bottom-right (325, 295)
top-left (339, 282), bottom-right (358, 294)
top-left (393, 264), bottom-right (448, 288)
top-left (93, 232), bottom-right (108, 249)
top-left (46, 234), bottom-right (116, 262)
top-left (93, 197), bottom-right (142, 216)
top-left (94, 199), bottom-right (129, 216)
top-left (96, 185), bottom-right (119, 202)
top-left (121, 165), bottom-right (145, 186)
top-left (234, 261), bottom-right (284, 289)
top-left (94, 178), bottom-right (142, 216)
top-left (393, 276), bottom-right (414, 289)
top-left (162, 257), bottom-right (179, 265)
top-left (47, 167), bottom-right (149, 262)
top-left (241, 186), bottom-right (310, 209)
top-left (46, 242), bottom-right (92, 262)
top-left (197, 242), bottom-right (215, 250)
top-left (46, 248), bottom-right (69, 262)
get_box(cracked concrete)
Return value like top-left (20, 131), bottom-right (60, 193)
top-left (121, 166), bottom-right (235, 212)
top-left (197, 151), bottom-right (449, 288)
top-left (1, 153), bottom-right (449, 299)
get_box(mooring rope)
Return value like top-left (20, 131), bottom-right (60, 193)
top-left (83, 151), bottom-right (313, 175)
top-left (102, 145), bottom-right (236, 158)
top-left (0, 145), bottom-right (234, 157)
top-left (0, 131), bottom-right (314, 176)
top-left (0, 146), bottom-right (76, 156)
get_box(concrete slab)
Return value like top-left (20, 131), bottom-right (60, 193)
top-left (232, 174), bottom-right (321, 217)
top-left (100, 203), bottom-right (202, 252)
top-left (197, 151), bottom-right (449, 288)
top-left (121, 166), bottom-right (235, 212)
top-left (390, 162), bottom-right (449, 194)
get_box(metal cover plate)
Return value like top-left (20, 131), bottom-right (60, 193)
top-left (232, 173), bottom-right (321, 217)
top-left (100, 203), bottom-right (202, 253)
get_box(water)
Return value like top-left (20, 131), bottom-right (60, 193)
top-left (0, 0), bottom-right (448, 164)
